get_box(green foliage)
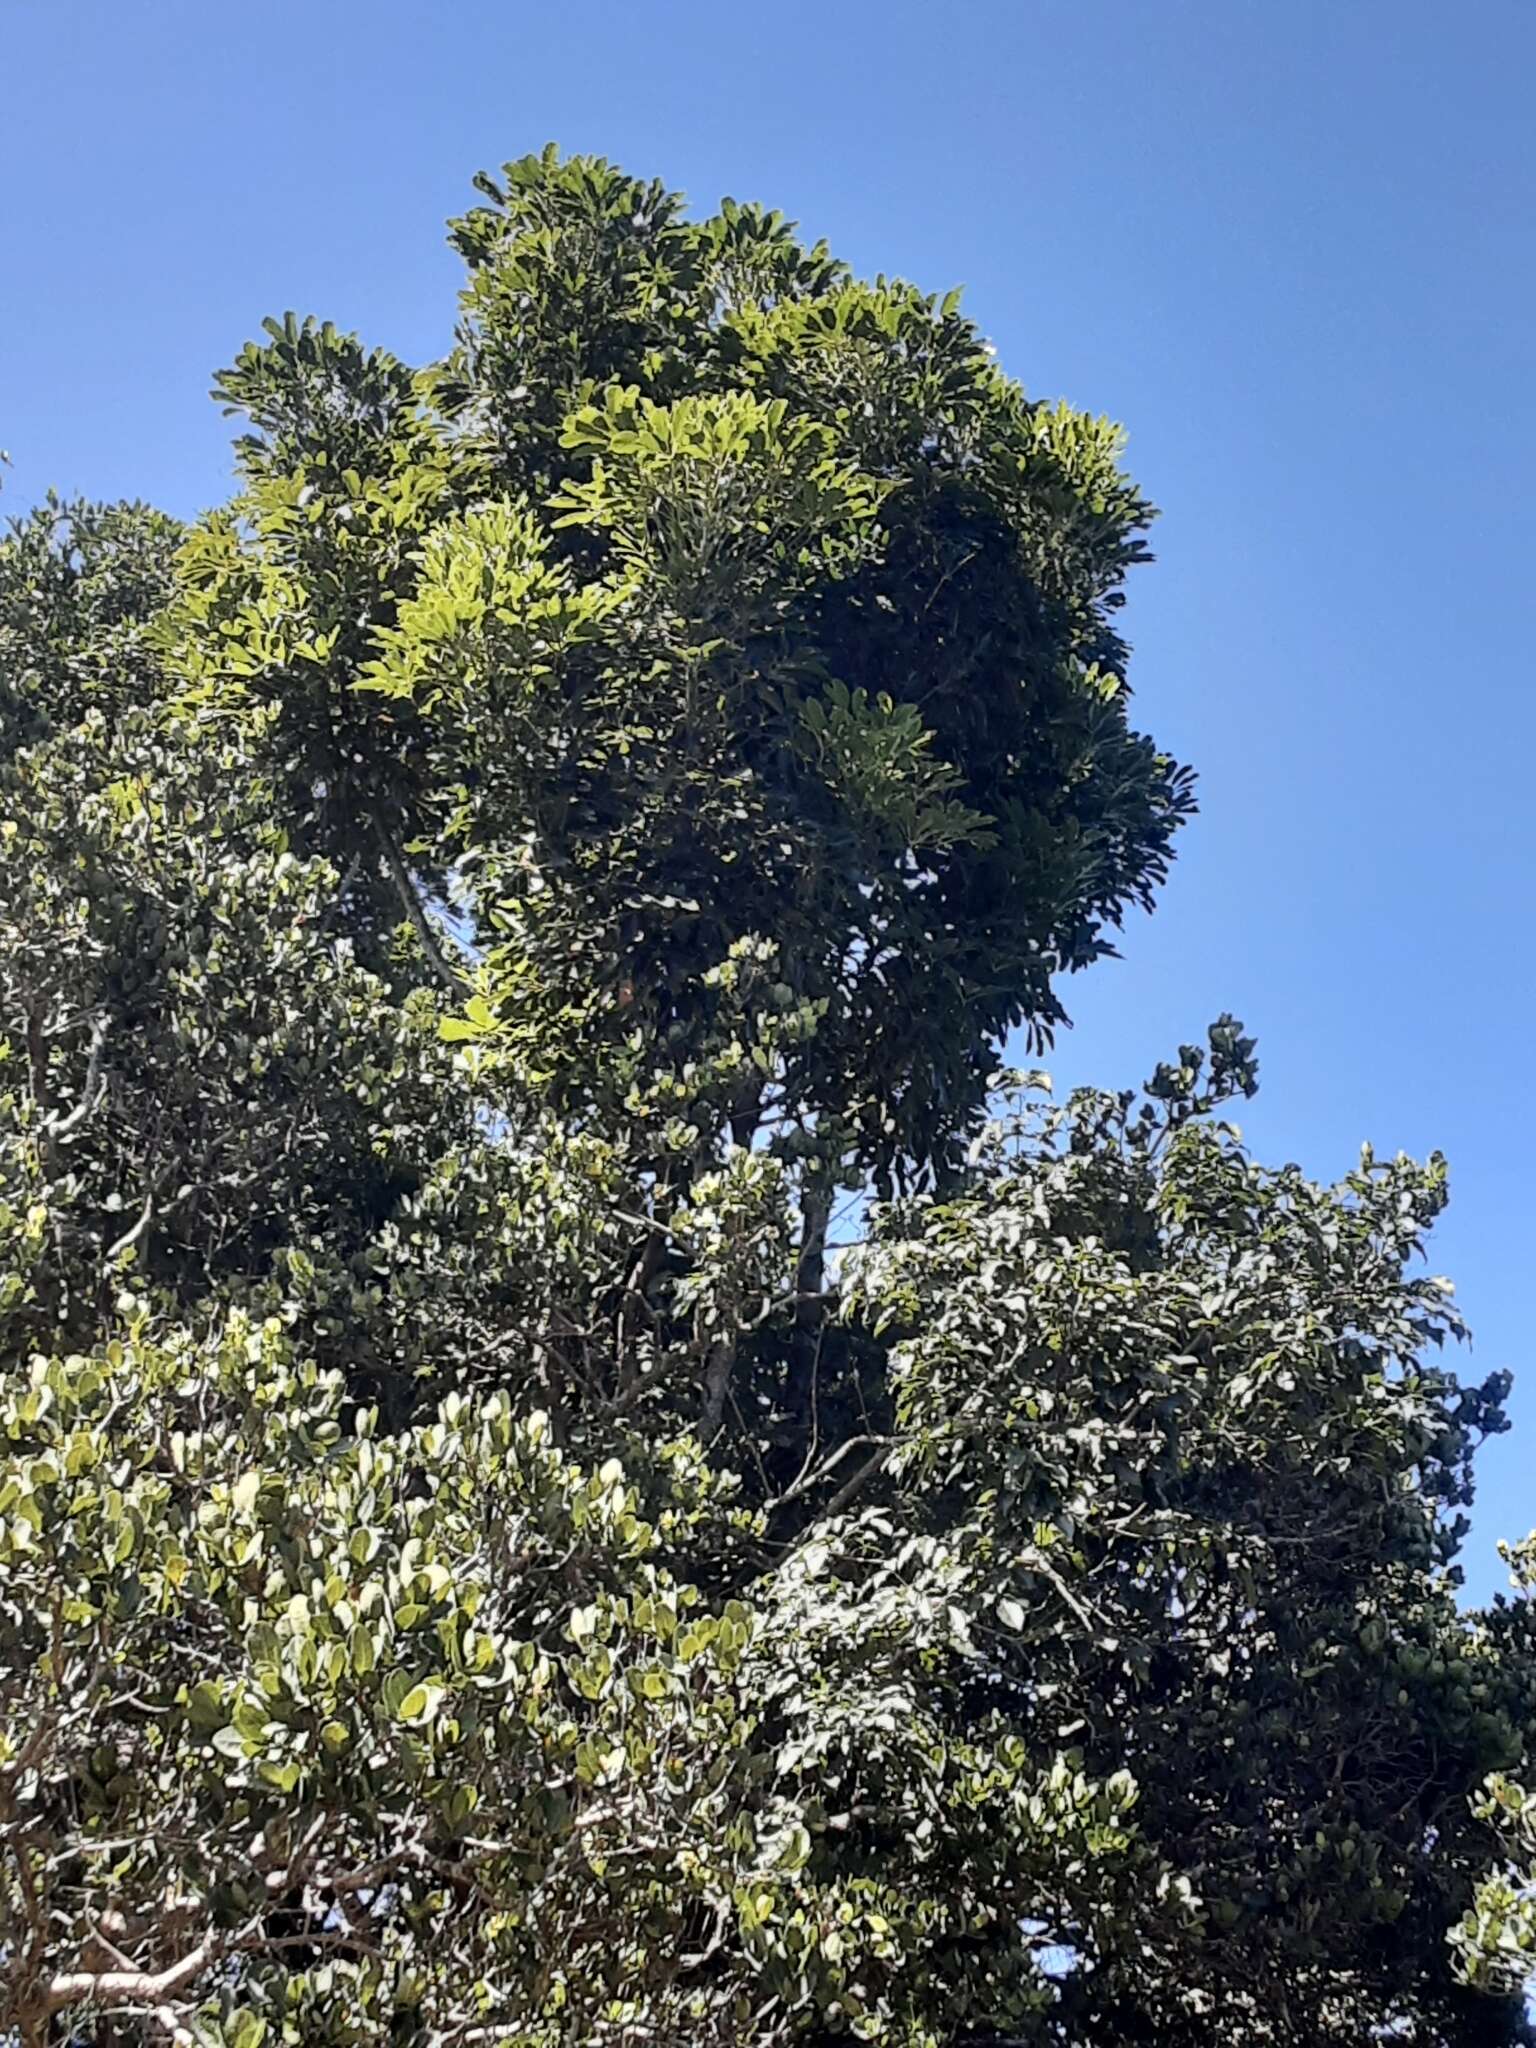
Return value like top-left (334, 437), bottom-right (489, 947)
top-left (1, 147), bottom-right (1534, 2048)
top-left (0, 1314), bottom-right (1161, 2046)
top-left (166, 142), bottom-right (1191, 1184)
top-left (1449, 1539), bottom-right (1536, 1996)
top-left (1452, 1772), bottom-right (1536, 1992)
top-left (842, 1054), bottom-right (1523, 2041)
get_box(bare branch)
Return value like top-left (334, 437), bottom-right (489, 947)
top-left (41, 1011), bottom-right (110, 1157)
top-left (45, 1933), bottom-right (219, 2016)
top-left (372, 812), bottom-right (460, 994)
top-left (103, 1187), bottom-right (155, 1269)
top-left (700, 1332), bottom-right (737, 1440)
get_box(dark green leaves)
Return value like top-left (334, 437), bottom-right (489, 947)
top-left (2, 145), bottom-right (1531, 2048)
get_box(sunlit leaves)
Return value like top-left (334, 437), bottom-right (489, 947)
top-left (2, 143), bottom-right (1532, 2048)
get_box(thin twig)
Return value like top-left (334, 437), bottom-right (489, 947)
top-left (768, 1433), bottom-right (892, 1512)
top-left (804, 1441), bottom-right (891, 1531)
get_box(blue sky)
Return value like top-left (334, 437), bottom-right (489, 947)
top-left (4, 0), bottom-right (1533, 1597)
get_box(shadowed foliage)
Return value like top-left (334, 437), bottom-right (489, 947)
top-left (1, 149), bottom-right (1532, 2048)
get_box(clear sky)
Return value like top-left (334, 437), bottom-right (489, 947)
top-left (4, 0), bottom-right (1533, 1597)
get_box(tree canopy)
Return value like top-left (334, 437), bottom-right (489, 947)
top-left (1, 146), bottom-right (1533, 2048)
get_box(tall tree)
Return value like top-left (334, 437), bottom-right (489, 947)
top-left (1, 150), bottom-right (1531, 2048)
top-left (174, 145), bottom-right (1192, 1186)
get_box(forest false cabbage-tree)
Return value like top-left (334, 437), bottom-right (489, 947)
top-left (1, 146), bottom-right (1534, 2047)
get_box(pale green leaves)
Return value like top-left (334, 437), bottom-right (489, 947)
top-left (397, 1678), bottom-right (446, 1727)
top-left (550, 387), bottom-right (886, 597)
top-left (800, 680), bottom-right (997, 855)
top-left (1452, 1775), bottom-right (1536, 1993)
